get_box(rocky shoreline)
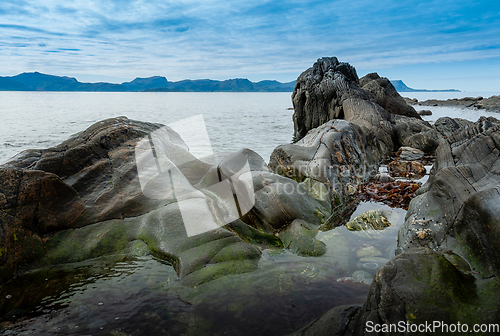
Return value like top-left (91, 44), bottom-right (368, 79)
top-left (405, 95), bottom-right (500, 112)
top-left (1, 57), bottom-right (500, 335)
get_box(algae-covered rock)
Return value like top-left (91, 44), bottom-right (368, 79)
top-left (0, 117), bottom-right (297, 288)
top-left (355, 245), bottom-right (382, 258)
top-left (345, 210), bottom-right (392, 231)
top-left (277, 219), bottom-right (326, 257)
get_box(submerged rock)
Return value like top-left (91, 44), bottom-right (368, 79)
top-left (277, 219), bottom-right (327, 257)
top-left (346, 210), bottom-right (392, 231)
top-left (355, 245), bottom-right (382, 258)
top-left (351, 270), bottom-right (373, 285)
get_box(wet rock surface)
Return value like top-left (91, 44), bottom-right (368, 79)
top-left (0, 117), bottom-right (288, 287)
top-left (413, 95), bottom-right (500, 112)
top-left (294, 116), bottom-right (500, 334)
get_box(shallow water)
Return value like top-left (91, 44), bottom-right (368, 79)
top-left (0, 199), bottom-right (408, 336)
top-left (1, 204), bottom-right (405, 335)
top-left (419, 105), bottom-right (500, 123)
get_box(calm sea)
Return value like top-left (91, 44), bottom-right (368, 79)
top-left (0, 92), bottom-right (295, 165)
top-left (1, 91), bottom-right (499, 165)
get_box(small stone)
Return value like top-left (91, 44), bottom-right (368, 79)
top-left (98, 302), bottom-right (104, 306)
top-left (416, 230), bottom-right (428, 239)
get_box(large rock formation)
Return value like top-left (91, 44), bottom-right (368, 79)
top-left (291, 116), bottom-right (500, 335)
top-left (359, 72), bottom-right (421, 119)
top-left (398, 116), bottom-right (500, 274)
top-left (272, 58), bottom-right (441, 226)
top-left (272, 57), bottom-right (500, 334)
top-left (1, 117), bottom-right (333, 287)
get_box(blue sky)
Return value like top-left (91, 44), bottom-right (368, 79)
top-left (1, 0), bottom-right (499, 91)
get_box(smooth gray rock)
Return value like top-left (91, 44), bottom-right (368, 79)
top-left (390, 114), bottom-right (441, 152)
top-left (433, 116), bottom-right (473, 138)
top-left (398, 117), bottom-right (500, 280)
top-left (240, 171), bottom-right (331, 231)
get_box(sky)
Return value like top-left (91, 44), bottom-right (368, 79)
top-left (1, 0), bottom-right (499, 92)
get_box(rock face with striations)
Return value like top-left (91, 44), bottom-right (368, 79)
top-left (279, 57), bottom-right (500, 334)
top-left (359, 72), bottom-right (421, 119)
top-left (272, 57), bottom-right (440, 225)
top-left (292, 117), bottom-right (500, 335)
top-left (0, 117), bottom-right (335, 286)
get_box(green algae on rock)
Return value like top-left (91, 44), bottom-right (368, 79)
top-left (345, 209), bottom-right (392, 231)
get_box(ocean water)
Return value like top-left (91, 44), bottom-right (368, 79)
top-left (1, 91), bottom-right (499, 335)
top-left (0, 92), bottom-right (295, 165)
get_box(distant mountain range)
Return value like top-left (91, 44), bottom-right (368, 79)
top-left (0, 72), bottom-right (295, 92)
top-left (0, 72), bottom-right (459, 93)
top-left (390, 80), bottom-right (460, 92)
